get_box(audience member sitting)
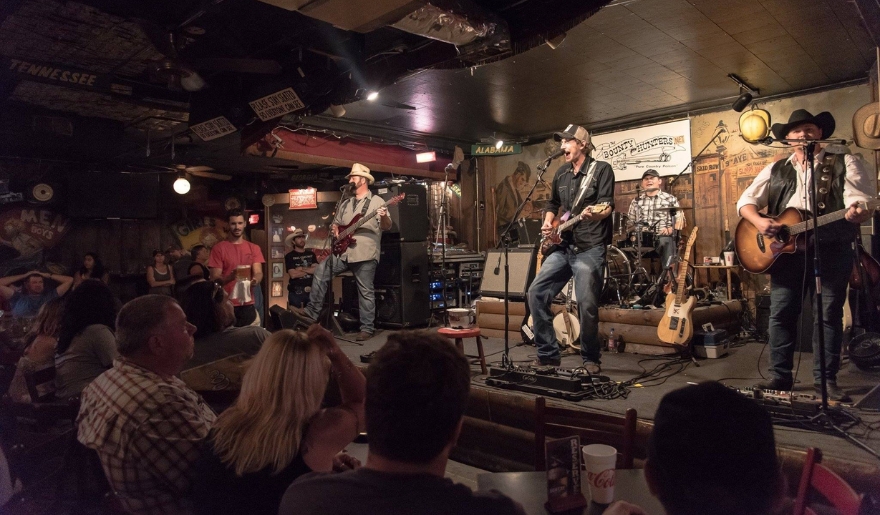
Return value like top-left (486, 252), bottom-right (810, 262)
top-left (147, 250), bottom-right (175, 296)
top-left (189, 244), bottom-right (210, 280)
top-left (641, 381), bottom-right (784, 515)
top-left (73, 252), bottom-right (110, 288)
top-left (77, 295), bottom-right (216, 515)
top-left (192, 324), bottom-right (365, 515)
top-left (6, 297), bottom-right (64, 402)
top-left (181, 281), bottom-right (269, 369)
top-left (54, 280), bottom-right (119, 399)
top-left (279, 331), bottom-right (525, 515)
top-left (0, 270), bottom-right (73, 318)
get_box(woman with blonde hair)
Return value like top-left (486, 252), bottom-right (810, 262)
top-left (192, 324), bottom-right (364, 515)
top-left (7, 297), bottom-right (64, 401)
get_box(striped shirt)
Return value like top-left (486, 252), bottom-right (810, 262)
top-left (626, 191), bottom-right (684, 232)
top-left (77, 358), bottom-right (216, 515)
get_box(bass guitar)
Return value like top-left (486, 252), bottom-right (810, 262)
top-left (657, 227), bottom-right (698, 346)
top-left (331, 193), bottom-right (405, 257)
top-left (734, 200), bottom-right (880, 274)
top-left (540, 203), bottom-right (610, 256)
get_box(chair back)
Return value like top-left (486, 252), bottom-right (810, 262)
top-left (23, 362), bottom-right (56, 402)
top-left (534, 396), bottom-right (636, 471)
top-left (793, 447), bottom-right (864, 515)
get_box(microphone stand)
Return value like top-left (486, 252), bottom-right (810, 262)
top-left (435, 165), bottom-right (452, 325)
top-left (318, 185), bottom-right (357, 344)
top-left (495, 153), bottom-right (555, 368)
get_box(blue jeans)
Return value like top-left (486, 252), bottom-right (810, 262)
top-left (655, 235), bottom-right (675, 271)
top-left (528, 245), bottom-right (605, 363)
top-left (305, 256), bottom-right (377, 334)
top-left (767, 244), bottom-right (850, 383)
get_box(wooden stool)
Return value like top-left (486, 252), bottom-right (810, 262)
top-left (437, 327), bottom-right (487, 375)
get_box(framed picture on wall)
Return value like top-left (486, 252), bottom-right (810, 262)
top-left (271, 247), bottom-right (284, 259)
top-left (271, 281), bottom-right (283, 297)
top-left (272, 262), bottom-right (283, 278)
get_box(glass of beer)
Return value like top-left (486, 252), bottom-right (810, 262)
top-left (235, 265), bottom-right (252, 281)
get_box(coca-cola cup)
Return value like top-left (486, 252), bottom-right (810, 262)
top-left (582, 444), bottom-right (617, 504)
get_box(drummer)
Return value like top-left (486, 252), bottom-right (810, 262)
top-left (626, 169), bottom-right (685, 270)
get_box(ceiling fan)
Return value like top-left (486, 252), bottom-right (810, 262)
top-left (127, 163), bottom-right (232, 182)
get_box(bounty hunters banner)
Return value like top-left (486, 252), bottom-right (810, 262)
top-left (591, 119), bottom-right (692, 182)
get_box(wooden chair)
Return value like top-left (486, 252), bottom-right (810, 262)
top-left (534, 396), bottom-right (636, 471)
top-left (793, 447), bottom-right (864, 515)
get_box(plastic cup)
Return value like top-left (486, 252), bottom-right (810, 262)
top-left (582, 444), bottom-right (616, 504)
top-left (724, 251), bottom-right (735, 266)
top-left (235, 265), bottom-right (251, 281)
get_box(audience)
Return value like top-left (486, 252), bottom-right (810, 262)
top-left (146, 249), bottom-right (175, 296)
top-left (192, 324), bottom-right (365, 515)
top-left (639, 381), bottom-right (784, 515)
top-left (0, 270), bottom-right (73, 317)
top-left (6, 297), bottom-right (64, 402)
top-left (279, 331), bottom-right (525, 515)
top-left (54, 280), bottom-right (120, 399)
top-left (77, 294), bottom-right (216, 515)
top-left (73, 252), bottom-right (110, 288)
top-left (169, 243), bottom-right (194, 281)
top-left (181, 281), bottom-right (269, 369)
top-left (189, 244), bottom-right (210, 280)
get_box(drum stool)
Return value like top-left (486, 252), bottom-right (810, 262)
top-left (437, 327), bottom-right (487, 374)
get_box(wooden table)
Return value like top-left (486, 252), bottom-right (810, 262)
top-left (477, 469), bottom-right (664, 515)
top-left (692, 265), bottom-right (739, 300)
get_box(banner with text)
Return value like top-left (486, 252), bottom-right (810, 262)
top-left (591, 119), bottom-right (692, 182)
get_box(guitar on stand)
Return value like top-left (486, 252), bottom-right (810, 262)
top-left (553, 280), bottom-right (580, 349)
top-left (658, 227), bottom-right (699, 345)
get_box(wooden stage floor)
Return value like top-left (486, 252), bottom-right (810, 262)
top-left (338, 329), bottom-right (880, 469)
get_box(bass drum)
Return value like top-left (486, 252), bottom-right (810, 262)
top-left (601, 245), bottom-right (634, 305)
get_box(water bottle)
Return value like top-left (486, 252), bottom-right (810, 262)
top-left (607, 328), bottom-right (617, 352)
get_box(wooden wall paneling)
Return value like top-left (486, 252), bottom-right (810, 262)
top-left (693, 154), bottom-right (722, 265)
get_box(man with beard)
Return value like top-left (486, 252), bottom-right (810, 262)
top-left (209, 209), bottom-right (265, 327)
top-left (291, 164), bottom-right (391, 341)
top-left (527, 124), bottom-right (614, 373)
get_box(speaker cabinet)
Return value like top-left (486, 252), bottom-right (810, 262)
top-left (375, 241), bottom-right (430, 286)
top-left (376, 284), bottom-right (430, 328)
top-left (479, 248), bottom-right (536, 299)
top-left (376, 183), bottom-right (429, 242)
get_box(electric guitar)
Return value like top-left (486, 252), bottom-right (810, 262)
top-left (734, 200), bottom-right (880, 274)
top-left (657, 227), bottom-right (698, 346)
top-left (540, 203), bottom-right (611, 257)
top-left (331, 194), bottom-right (405, 257)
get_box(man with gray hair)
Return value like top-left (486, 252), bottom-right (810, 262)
top-left (77, 295), bottom-right (216, 515)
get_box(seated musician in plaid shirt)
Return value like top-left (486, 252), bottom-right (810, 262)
top-left (77, 295), bottom-right (216, 514)
top-left (626, 169), bottom-right (685, 270)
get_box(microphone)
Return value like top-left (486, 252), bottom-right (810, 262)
top-left (340, 183), bottom-right (353, 193)
top-left (493, 265), bottom-right (500, 275)
top-left (445, 163), bottom-right (456, 172)
top-left (547, 149), bottom-right (565, 161)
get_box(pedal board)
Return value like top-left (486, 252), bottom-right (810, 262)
top-left (485, 366), bottom-right (612, 401)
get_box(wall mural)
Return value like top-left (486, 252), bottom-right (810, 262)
top-left (0, 207), bottom-right (69, 276)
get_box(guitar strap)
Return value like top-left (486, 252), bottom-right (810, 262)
top-left (572, 160), bottom-right (598, 211)
top-left (345, 194), bottom-right (373, 220)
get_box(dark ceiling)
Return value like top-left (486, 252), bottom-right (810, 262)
top-left (0, 0), bottom-right (877, 176)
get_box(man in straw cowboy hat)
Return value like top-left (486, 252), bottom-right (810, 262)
top-left (737, 109), bottom-right (874, 401)
top-left (291, 163), bottom-right (392, 341)
top-left (285, 228), bottom-right (317, 309)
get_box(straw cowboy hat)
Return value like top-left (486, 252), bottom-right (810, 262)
top-left (283, 229), bottom-right (305, 247)
top-left (853, 102), bottom-right (880, 150)
top-left (771, 109), bottom-right (836, 143)
top-left (346, 163), bottom-right (374, 185)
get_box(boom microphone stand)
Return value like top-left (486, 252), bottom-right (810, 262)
top-left (495, 150), bottom-right (562, 367)
top-left (317, 184), bottom-right (357, 344)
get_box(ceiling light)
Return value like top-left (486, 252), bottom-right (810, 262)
top-left (416, 151), bottom-right (436, 163)
top-left (546, 33), bottom-right (566, 50)
top-left (173, 174), bottom-right (191, 195)
top-left (366, 91), bottom-right (379, 101)
top-left (732, 92), bottom-right (753, 112)
top-left (727, 73), bottom-right (760, 112)
top-left (495, 140), bottom-right (504, 149)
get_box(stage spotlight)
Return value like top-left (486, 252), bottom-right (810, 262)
top-left (495, 140), bottom-right (504, 149)
top-left (366, 91), bottom-right (379, 101)
top-left (732, 92), bottom-right (753, 112)
top-left (546, 33), bottom-right (566, 50)
top-left (739, 108), bottom-right (771, 144)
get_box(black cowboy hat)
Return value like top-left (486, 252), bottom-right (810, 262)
top-left (771, 109), bottom-right (835, 142)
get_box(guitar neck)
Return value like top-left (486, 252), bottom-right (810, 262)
top-left (675, 228), bottom-right (698, 304)
top-left (790, 200), bottom-right (880, 235)
top-left (338, 207), bottom-right (378, 239)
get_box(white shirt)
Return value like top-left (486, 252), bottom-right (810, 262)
top-left (736, 150), bottom-right (872, 215)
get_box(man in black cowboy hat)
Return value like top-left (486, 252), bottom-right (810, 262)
top-left (737, 109), bottom-right (873, 401)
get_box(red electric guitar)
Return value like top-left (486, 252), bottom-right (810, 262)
top-left (331, 193), bottom-right (405, 257)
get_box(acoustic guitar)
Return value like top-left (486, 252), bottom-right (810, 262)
top-left (330, 193), bottom-right (405, 257)
top-left (540, 203), bottom-right (610, 257)
top-left (734, 200), bottom-right (880, 274)
top-left (657, 227), bottom-right (698, 346)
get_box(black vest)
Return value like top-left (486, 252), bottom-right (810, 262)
top-left (766, 153), bottom-right (855, 241)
